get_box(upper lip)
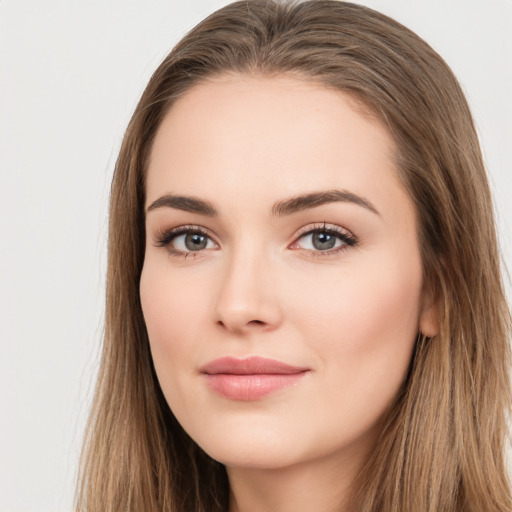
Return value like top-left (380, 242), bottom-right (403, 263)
top-left (200, 356), bottom-right (309, 375)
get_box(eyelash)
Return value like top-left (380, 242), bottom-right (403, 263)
top-left (153, 223), bottom-right (358, 259)
top-left (291, 223), bottom-right (358, 257)
top-left (154, 225), bottom-right (216, 259)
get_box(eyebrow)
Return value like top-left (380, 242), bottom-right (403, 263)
top-left (146, 194), bottom-right (218, 216)
top-left (146, 189), bottom-right (379, 217)
top-left (272, 189), bottom-right (380, 217)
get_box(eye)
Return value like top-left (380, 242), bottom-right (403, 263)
top-left (290, 224), bottom-right (357, 255)
top-left (173, 232), bottom-right (215, 252)
top-left (154, 226), bottom-right (218, 257)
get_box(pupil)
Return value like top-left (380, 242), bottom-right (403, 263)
top-left (313, 232), bottom-right (336, 250)
top-left (185, 233), bottom-right (207, 251)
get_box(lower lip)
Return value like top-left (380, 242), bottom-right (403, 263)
top-left (204, 372), bottom-right (308, 400)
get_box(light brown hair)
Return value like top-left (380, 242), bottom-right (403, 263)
top-left (76, 1), bottom-right (511, 510)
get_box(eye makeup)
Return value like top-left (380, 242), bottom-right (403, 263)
top-left (152, 221), bottom-right (358, 259)
top-left (154, 224), bottom-right (219, 258)
top-left (289, 222), bottom-right (358, 258)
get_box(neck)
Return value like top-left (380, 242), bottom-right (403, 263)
top-left (227, 446), bottom-right (366, 512)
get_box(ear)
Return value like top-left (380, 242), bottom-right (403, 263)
top-left (419, 293), bottom-right (439, 338)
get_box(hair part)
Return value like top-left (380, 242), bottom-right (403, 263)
top-left (76, 2), bottom-right (511, 511)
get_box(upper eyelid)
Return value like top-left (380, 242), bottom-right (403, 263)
top-left (158, 224), bottom-right (216, 238)
top-left (293, 222), bottom-right (355, 239)
top-left (154, 222), bottom-right (352, 236)
top-left (153, 225), bottom-right (219, 249)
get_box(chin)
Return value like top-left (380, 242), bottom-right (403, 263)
top-left (190, 423), bottom-right (357, 473)
top-left (191, 425), bottom-right (304, 470)
top-left (208, 445), bottom-right (301, 470)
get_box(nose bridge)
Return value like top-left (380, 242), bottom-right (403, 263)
top-left (214, 236), bottom-right (282, 332)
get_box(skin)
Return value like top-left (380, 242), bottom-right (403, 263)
top-left (140, 74), bottom-right (437, 512)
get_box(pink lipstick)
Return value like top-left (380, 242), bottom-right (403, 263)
top-left (200, 356), bottom-right (310, 400)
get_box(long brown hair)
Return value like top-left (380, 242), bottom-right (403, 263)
top-left (76, 1), bottom-right (511, 510)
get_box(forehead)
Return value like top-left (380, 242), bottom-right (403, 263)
top-left (146, 74), bottom-right (407, 221)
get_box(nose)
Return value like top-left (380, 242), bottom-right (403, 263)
top-left (214, 245), bottom-right (283, 334)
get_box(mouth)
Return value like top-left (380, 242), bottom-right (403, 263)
top-left (199, 356), bottom-right (310, 401)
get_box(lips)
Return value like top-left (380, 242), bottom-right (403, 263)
top-left (200, 356), bottom-right (310, 400)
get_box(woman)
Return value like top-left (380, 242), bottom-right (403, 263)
top-left (76, 1), bottom-right (511, 511)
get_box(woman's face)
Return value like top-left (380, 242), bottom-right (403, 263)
top-left (140, 75), bottom-right (435, 471)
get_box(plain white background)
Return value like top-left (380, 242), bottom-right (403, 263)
top-left (1, 1), bottom-right (511, 510)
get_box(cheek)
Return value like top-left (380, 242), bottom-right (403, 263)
top-left (140, 253), bottom-right (215, 333)
top-left (290, 253), bottom-right (422, 395)
top-left (139, 262), bottom-right (208, 395)
top-left (294, 255), bottom-right (421, 334)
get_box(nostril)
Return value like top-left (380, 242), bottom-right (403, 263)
top-left (216, 318), bottom-right (266, 331)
